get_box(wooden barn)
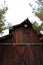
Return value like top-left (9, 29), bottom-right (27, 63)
top-left (0, 18), bottom-right (43, 43)
top-left (0, 18), bottom-right (43, 65)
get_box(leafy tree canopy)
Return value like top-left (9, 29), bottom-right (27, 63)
top-left (29, 0), bottom-right (43, 21)
top-left (29, 0), bottom-right (43, 34)
top-left (32, 21), bottom-right (43, 34)
top-left (0, 1), bottom-right (8, 33)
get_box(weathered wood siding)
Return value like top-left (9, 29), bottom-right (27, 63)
top-left (0, 45), bottom-right (43, 65)
top-left (4, 27), bottom-right (40, 43)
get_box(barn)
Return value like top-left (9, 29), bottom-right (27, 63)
top-left (0, 18), bottom-right (43, 65)
top-left (0, 18), bottom-right (42, 43)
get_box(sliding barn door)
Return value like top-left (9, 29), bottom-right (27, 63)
top-left (0, 45), bottom-right (43, 65)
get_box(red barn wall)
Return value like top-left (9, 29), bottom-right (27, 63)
top-left (0, 27), bottom-right (40, 43)
top-left (0, 45), bottom-right (43, 65)
top-left (9, 27), bottom-right (40, 43)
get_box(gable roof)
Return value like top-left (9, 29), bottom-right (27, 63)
top-left (0, 18), bottom-right (43, 42)
top-left (13, 18), bottom-right (33, 30)
top-left (0, 18), bottom-right (33, 41)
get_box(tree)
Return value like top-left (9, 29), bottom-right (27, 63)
top-left (0, 7), bottom-right (8, 33)
top-left (29, 0), bottom-right (43, 34)
top-left (35, 0), bottom-right (43, 21)
top-left (0, 1), bottom-right (8, 33)
top-left (32, 21), bottom-right (43, 34)
top-left (29, 0), bottom-right (43, 21)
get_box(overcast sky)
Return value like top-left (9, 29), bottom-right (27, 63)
top-left (0, 0), bottom-right (42, 37)
top-left (0, 0), bottom-right (42, 25)
top-left (6, 0), bottom-right (42, 25)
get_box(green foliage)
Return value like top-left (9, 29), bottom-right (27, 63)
top-left (32, 21), bottom-right (43, 34)
top-left (0, 8), bottom-right (7, 32)
top-left (29, 0), bottom-right (43, 40)
top-left (7, 23), bottom-right (13, 30)
top-left (0, 1), bottom-right (8, 33)
top-left (29, 0), bottom-right (43, 21)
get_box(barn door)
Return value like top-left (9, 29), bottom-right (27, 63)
top-left (0, 45), bottom-right (43, 65)
top-left (1, 45), bottom-right (30, 65)
top-left (12, 45), bottom-right (31, 65)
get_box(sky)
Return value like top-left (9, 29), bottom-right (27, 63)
top-left (6, 0), bottom-right (42, 25)
top-left (0, 0), bottom-right (43, 37)
top-left (0, 0), bottom-right (42, 25)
